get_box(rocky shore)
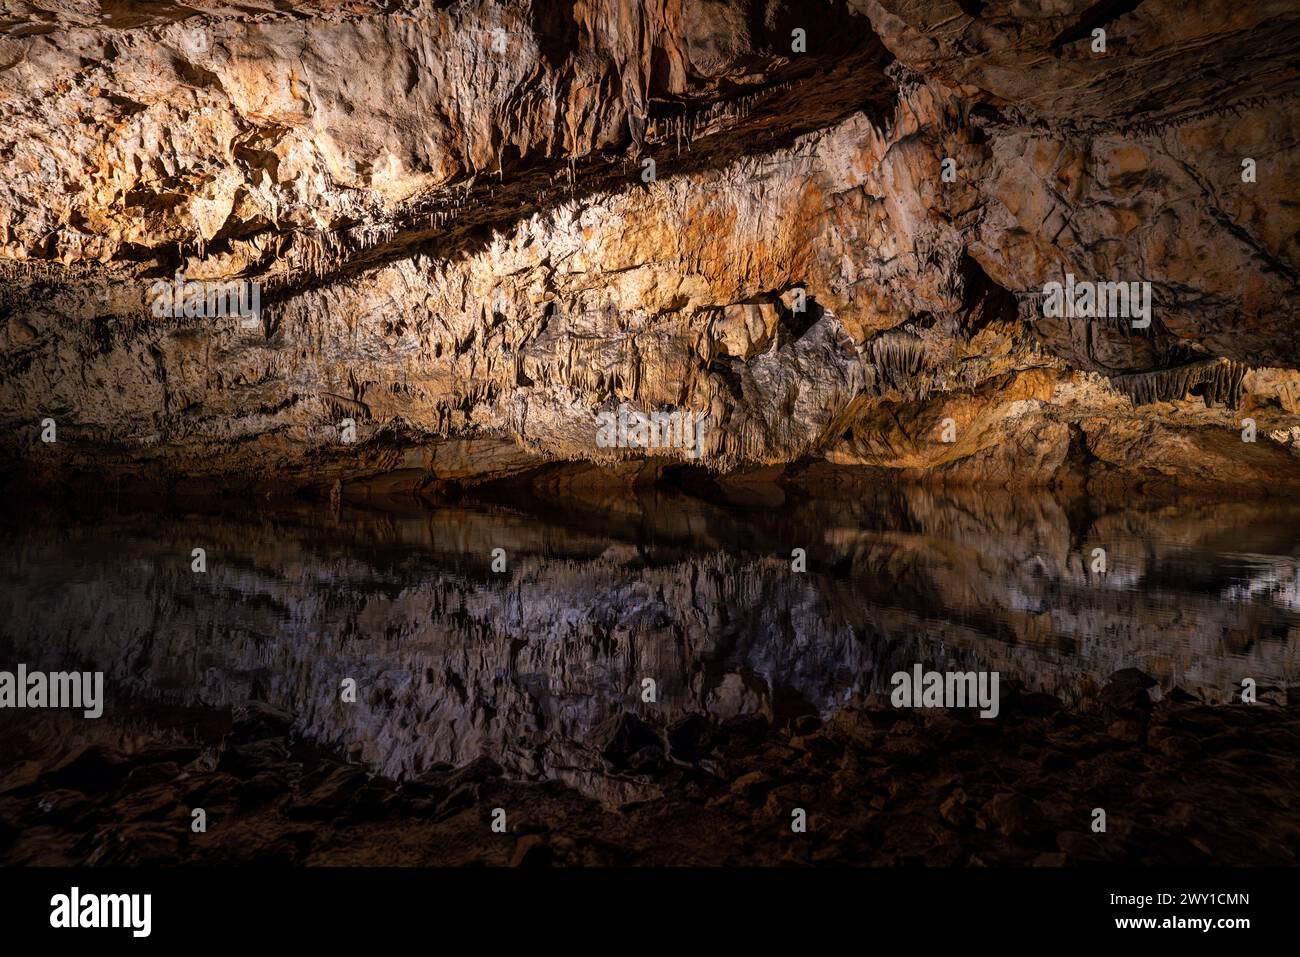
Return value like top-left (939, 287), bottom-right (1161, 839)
top-left (3, 670), bottom-right (1296, 867)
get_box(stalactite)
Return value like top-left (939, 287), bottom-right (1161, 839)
top-left (1109, 357), bottom-right (1248, 409)
top-left (319, 392), bottom-right (371, 422)
top-left (867, 331), bottom-right (927, 395)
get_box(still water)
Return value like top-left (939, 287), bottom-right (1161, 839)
top-left (1, 483), bottom-right (1296, 800)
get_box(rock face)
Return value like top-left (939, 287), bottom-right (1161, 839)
top-left (0, 1), bottom-right (1298, 490)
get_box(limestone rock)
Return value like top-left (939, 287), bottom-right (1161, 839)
top-left (0, 1), bottom-right (1296, 490)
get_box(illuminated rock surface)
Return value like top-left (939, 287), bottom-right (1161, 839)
top-left (0, 1), bottom-right (1297, 490)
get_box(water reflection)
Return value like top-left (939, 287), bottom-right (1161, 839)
top-left (1, 483), bottom-right (1296, 803)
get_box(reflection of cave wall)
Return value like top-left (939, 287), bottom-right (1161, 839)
top-left (0, 2), bottom-right (1298, 490)
top-left (1, 485), bottom-right (1295, 803)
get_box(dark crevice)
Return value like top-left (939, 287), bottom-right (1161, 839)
top-left (775, 290), bottom-right (823, 344)
top-left (1050, 0), bottom-right (1145, 52)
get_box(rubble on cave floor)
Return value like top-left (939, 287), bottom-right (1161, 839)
top-left (2, 673), bottom-right (1296, 866)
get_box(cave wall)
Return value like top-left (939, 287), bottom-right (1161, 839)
top-left (0, 0), bottom-right (1298, 491)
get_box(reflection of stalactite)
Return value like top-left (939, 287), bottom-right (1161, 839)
top-left (1109, 357), bottom-right (1248, 409)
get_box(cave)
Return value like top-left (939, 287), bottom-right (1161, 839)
top-left (0, 0), bottom-right (1297, 918)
